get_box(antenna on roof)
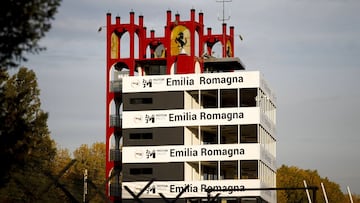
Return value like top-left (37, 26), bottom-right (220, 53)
top-left (216, 0), bottom-right (232, 24)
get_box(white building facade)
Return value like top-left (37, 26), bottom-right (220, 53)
top-left (120, 71), bottom-right (277, 203)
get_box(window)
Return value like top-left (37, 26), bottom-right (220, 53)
top-left (240, 88), bottom-right (257, 107)
top-left (130, 98), bottom-right (153, 104)
top-left (240, 124), bottom-right (258, 143)
top-left (129, 133), bottom-right (153, 139)
top-left (130, 168), bottom-right (153, 175)
top-left (220, 89), bottom-right (238, 107)
top-left (129, 98), bottom-right (153, 104)
top-left (144, 65), bottom-right (166, 75)
top-left (202, 162), bottom-right (218, 180)
top-left (241, 160), bottom-right (258, 179)
top-left (220, 161), bottom-right (238, 179)
top-left (201, 90), bottom-right (218, 108)
top-left (203, 132), bottom-right (217, 144)
top-left (201, 126), bottom-right (218, 144)
top-left (220, 125), bottom-right (238, 144)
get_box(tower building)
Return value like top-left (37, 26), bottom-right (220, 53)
top-left (105, 9), bottom-right (276, 203)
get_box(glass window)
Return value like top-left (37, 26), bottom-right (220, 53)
top-left (130, 98), bottom-right (153, 104)
top-left (240, 88), bottom-right (257, 107)
top-left (220, 89), bottom-right (238, 107)
top-left (201, 90), bottom-right (218, 108)
top-left (220, 125), bottom-right (238, 144)
top-left (220, 161), bottom-right (238, 179)
top-left (240, 124), bottom-right (258, 143)
top-left (144, 65), bottom-right (166, 75)
top-left (202, 162), bottom-right (218, 180)
top-left (240, 160), bottom-right (258, 179)
top-left (130, 168), bottom-right (153, 175)
top-left (201, 126), bottom-right (218, 144)
top-left (129, 133), bottom-right (153, 140)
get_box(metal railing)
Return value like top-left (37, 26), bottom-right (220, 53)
top-left (109, 149), bottom-right (121, 162)
top-left (110, 80), bottom-right (122, 92)
top-left (109, 115), bottom-right (122, 128)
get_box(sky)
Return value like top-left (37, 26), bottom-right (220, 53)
top-left (22, 0), bottom-right (360, 195)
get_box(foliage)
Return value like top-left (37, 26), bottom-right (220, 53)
top-left (51, 143), bottom-right (107, 202)
top-left (48, 147), bottom-right (75, 202)
top-left (0, 67), bottom-right (58, 201)
top-left (0, 0), bottom-right (61, 68)
top-left (0, 138), bottom-right (107, 202)
top-left (72, 142), bottom-right (107, 202)
top-left (350, 194), bottom-right (360, 203)
top-left (277, 165), bottom-right (345, 203)
top-left (0, 67), bottom-right (56, 188)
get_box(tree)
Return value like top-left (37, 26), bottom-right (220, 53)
top-left (277, 165), bottom-right (345, 203)
top-left (47, 147), bottom-right (78, 202)
top-left (0, 67), bottom-right (56, 188)
top-left (0, 0), bottom-right (61, 68)
top-left (72, 142), bottom-right (106, 202)
top-left (52, 143), bottom-right (107, 202)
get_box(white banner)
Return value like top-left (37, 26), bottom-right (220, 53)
top-left (122, 144), bottom-right (260, 163)
top-left (122, 107), bottom-right (260, 129)
top-left (122, 179), bottom-right (262, 198)
top-left (122, 179), bottom-right (276, 202)
top-left (122, 71), bottom-right (260, 93)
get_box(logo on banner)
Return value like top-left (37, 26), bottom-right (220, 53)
top-left (133, 115), bottom-right (142, 123)
top-left (145, 114), bottom-right (155, 123)
top-left (146, 185), bottom-right (156, 194)
top-left (142, 79), bottom-right (152, 88)
top-left (131, 79), bottom-right (140, 88)
top-left (146, 150), bottom-right (156, 159)
top-left (134, 150), bottom-right (144, 159)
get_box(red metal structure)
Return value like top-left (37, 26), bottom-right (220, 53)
top-left (105, 9), bottom-right (243, 202)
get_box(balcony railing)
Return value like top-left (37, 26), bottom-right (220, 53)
top-left (110, 80), bottom-right (122, 92)
top-left (110, 71), bottom-right (129, 92)
top-left (110, 114), bottom-right (122, 128)
top-left (110, 149), bottom-right (121, 162)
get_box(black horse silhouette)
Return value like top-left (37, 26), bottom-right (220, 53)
top-left (175, 32), bottom-right (187, 48)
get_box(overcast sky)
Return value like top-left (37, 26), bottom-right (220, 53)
top-left (22, 0), bottom-right (360, 195)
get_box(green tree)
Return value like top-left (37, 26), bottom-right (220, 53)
top-left (0, 67), bottom-right (56, 186)
top-left (0, 67), bottom-right (58, 201)
top-left (73, 142), bottom-right (106, 202)
top-left (0, 0), bottom-right (61, 68)
top-left (48, 147), bottom-right (78, 202)
top-left (55, 143), bottom-right (106, 202)
top-left (277, 165), bottom-right (345, 203)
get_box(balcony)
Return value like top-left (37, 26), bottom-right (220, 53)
top-left (110, 149), bottom-right (122, 162)
top-left (110, 114), bottom-right (122, 128)
top-left (110, 80), bottom-right (122, 92)
top-left (110, 70), bottom-right (129, 92)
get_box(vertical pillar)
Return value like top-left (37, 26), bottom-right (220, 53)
top-left (138, 15), bottom-right (145, 60)
top-left (207, 28), bottom-right (212, 55)
top-left (222, 23), bottom-right (227, 57)
top-left (150, 30), bottom-right (155, 58)
top-left (166, 10), bottom-right (172, 26)
top-left (105, 12), bottom-right (114, 201)
top-left (230, 26), bottom-right (234, 57)
top-left (129, 11), bottom-right (135, 75)
top-left (198, 12), bottom-right (204, 57)
top-left (190, 9), bottom-right (195, 57)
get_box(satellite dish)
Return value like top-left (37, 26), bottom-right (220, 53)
top-left (154, 44), bottom-right (165, 58)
